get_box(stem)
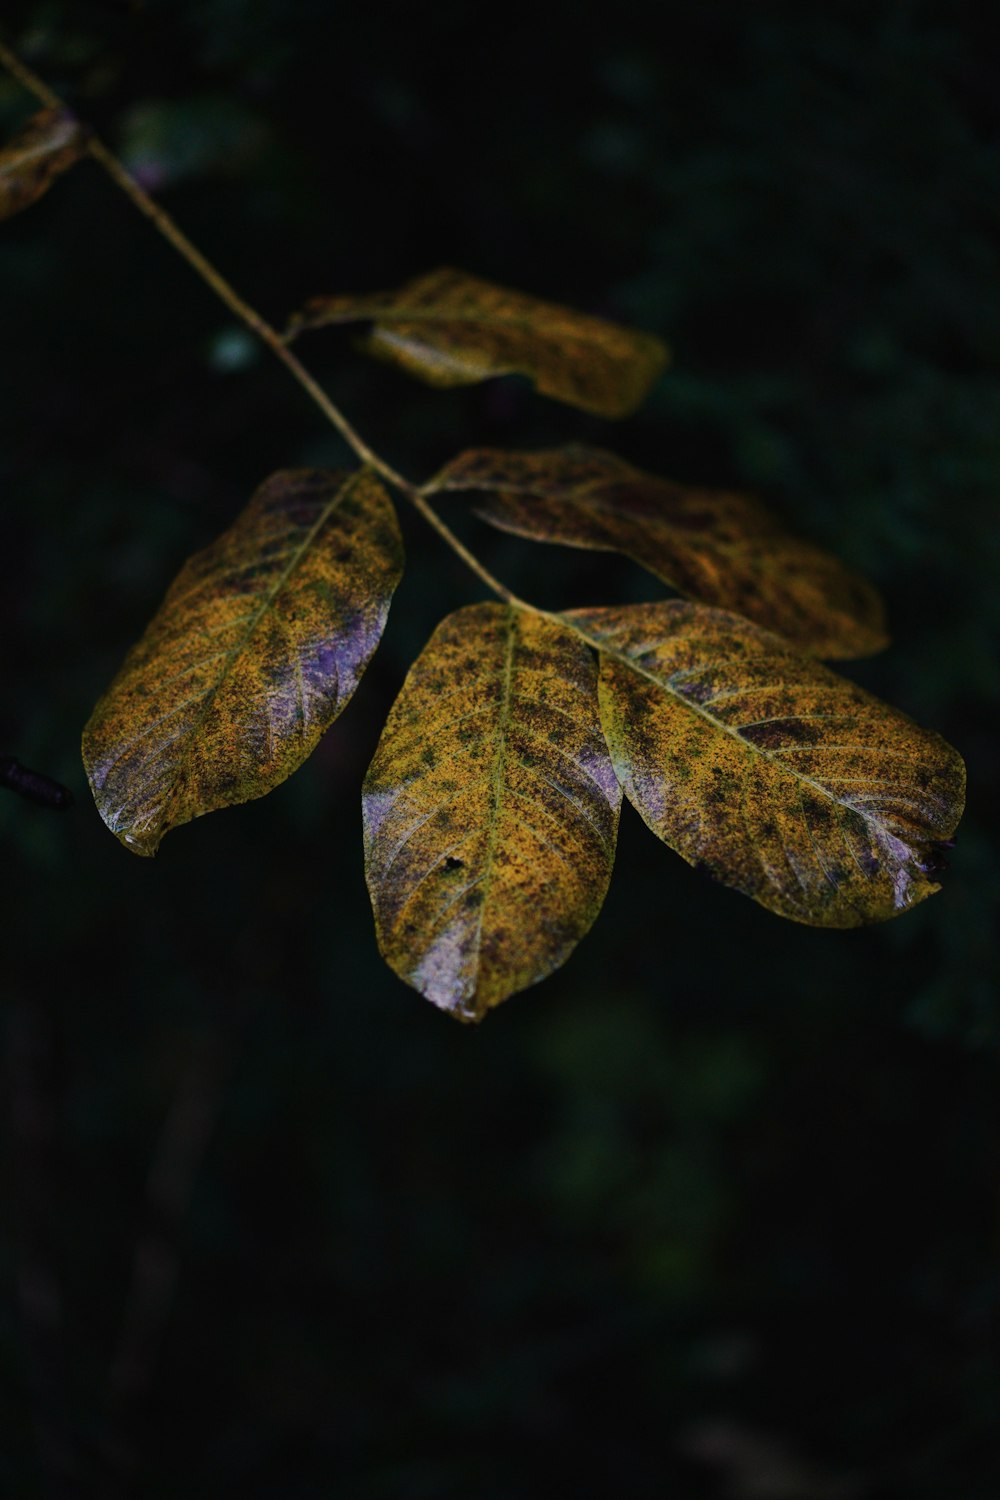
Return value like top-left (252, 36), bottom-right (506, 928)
top-left (84, 132), bottom-right (410, 491)
top-left (407, 488), bottom-right (528, 607)
top-left (0, 37), bottom-right (64, 111)
top-left (0, 37), bottom-right (532, 612)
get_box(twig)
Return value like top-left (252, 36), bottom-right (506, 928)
top-left (1, 754), bottom-right (73, 809)
top-left (0, 36), bottom-right (532, 613)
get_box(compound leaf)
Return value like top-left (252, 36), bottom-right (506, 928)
top-left (571, 602), bottom-right (964, 926)
top-left (83, 468), bottom-right (403, 856)
top-left (430, 446), bottom-right (886, 660)
top-left (286, 268), bottom-right (668, 419)
top-left (0, 108), bottom-right (87, 221)
top-left (363, 603), bottom-right (621, 1021)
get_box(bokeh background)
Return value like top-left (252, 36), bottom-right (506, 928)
top-left (1, 1), bottom-right (998, 1495)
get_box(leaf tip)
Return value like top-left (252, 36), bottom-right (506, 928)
top-left (438, 993), bottom-right (489, 1026)
top-left (407, 942), bottom-right (492, 1024)
top-left (0, 107), bottom-right (89, 223)
top-left (117, 827), bottom-right (160, 859)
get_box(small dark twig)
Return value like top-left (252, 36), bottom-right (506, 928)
top-left (0, 755), bottom-right (73, 810)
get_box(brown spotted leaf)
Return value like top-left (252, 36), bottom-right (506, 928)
top-left (363, 604), bottom-right (621, 1021)
top-left (83, 468), bottom-right (403, 856)
top-left (0, 108), bottom-right (87, 221)
top-left (286, 268), bottom-right (669, 419)
top-left (429, 446), bottom-right (886, 660)
top-left (570, 602), bottom-right (964, 926)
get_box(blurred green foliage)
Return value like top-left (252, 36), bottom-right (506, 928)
top-left (1, 1), bottom-right (998, 1495)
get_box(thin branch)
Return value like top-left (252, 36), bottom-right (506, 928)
top-left (0, 37), bottom-right (534, 612)
top-left (1, 754), bottom-right (73, 809)
top-left (408, 487), bottom-right (531, 607)
top-left (84, 131), bottom-right (412, 490)
top-left (0, 37), bottom-right (64, 111)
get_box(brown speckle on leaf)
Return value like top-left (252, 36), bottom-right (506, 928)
top-left (362, 603), bottom-right (622, 1020)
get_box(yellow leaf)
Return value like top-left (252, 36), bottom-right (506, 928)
top-left (0, 108), bottom-right (87, 221)
top-left (83, 468), bottom-right (403, 855)
top-left (571, 602), bottom-right (964, 925)
top-left (431, 446), bottom-right (886, 659)
top-left (286, 268), bottom-right (669, 419)
top-left (363, 604), bottom-right (621, 1021)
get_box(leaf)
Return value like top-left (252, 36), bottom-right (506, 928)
top-left (83, 468), bottom-right (403, 856)
top-left (286, 268), bottom-right (669, 419)
top-left (570, 601), bottom-right (965, 926)
top-left (429, 446), bottom-right (887, 660)
top-left (363, 603), bottom-right (622, 1021)
top-left (0, 108), bottom-right (87, 221)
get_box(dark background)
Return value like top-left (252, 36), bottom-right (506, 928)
top-left (1, 1), bottom-right (998, 1495)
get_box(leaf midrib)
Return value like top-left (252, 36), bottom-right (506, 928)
top-left (473, 479), bottom-right (847, 580)
top-left (497, 490), bottom-right (878, 656)
top-left (1, 132), bottom-right (73, 178)
top-left (306, 304), bottom-right (648, 351)
top-left (468, 605), bottom-right (517, 984)
top-left (142, 471), bottom-right (366, 834)
top-left (1, 112), bottom-right (78, 174)
top-left (564, 613), bottom-right (916, 839)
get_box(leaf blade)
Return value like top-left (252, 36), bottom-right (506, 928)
top-left (363, 603), bottom-right (621, 1020)
top-left (430, 445), bottom-right (887, 659)
top-left (0, 108), bottom-right (87, 221)
top-left (83, 468), bottom-right (403, 855)
top-left (572, 601), bottom-right (964, 926)
top-left (287, 268), bottom-right (669, 419)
